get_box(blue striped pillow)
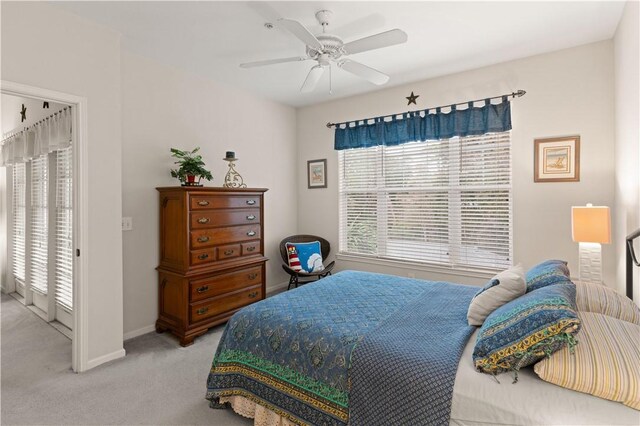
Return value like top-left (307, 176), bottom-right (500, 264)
top-left (526, 259), bottom-right (571, 292)
top-left (473, 281), bottom-right (581, 375)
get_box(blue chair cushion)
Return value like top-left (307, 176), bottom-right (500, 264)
top-left (285, 241), bottom-right (325, 273)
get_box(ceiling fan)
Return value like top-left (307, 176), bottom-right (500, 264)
top-left (240, 10), bottom-right (408, 93)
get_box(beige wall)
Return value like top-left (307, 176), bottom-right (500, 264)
top-left (120, 52), bottom-right (297, 338)
top-left (1, 2), bottom-right (124, 364)
top-left (614, 0), bottom-right (640, 302)
top-left (297, 41), bottom-right (616, 287)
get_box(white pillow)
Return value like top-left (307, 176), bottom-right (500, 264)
top-left (467, 264), bottom-right (526, 326)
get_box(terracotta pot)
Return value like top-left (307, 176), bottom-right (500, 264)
top-left (186, 175), bottom-right (196, 184)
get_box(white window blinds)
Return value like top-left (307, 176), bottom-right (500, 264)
top-left (12, 163), bottom-right (26, 284)
top-left (30, 154), bottom-right (48, 294)
top-left (55, 147), bottom-right (73, 310)
top-left (338, 132), bottom-right (512, 271)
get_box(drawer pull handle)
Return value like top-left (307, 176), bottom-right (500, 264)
top-left (197, 236), bottom-right (210, 243)
top-left (246, 215), bottom-right (256, 220)
top-left (247, 231), bottom-right (256, 237)
top-left (196, 285), bottom-right (209, 294)
top-left (224, 249), bottom-right (234, 256)
top-left (196, 307), bottom-right (209, 315)
top-left (246, 199), bottom-right (256, 205)
top-left (198, 217), bottom-right (210, 224)
top-left (198, 253), bottom-right (209, 260)
top-left (197, 200), bottom-right (210, 206)
top-left (248, 291), bottom-right (258, 299)
top-left (246, 246), bottom-right (256, 252)
top-left (248, 273), bottom-right (258, 280)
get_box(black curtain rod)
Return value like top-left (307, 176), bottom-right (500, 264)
top-left (326, 89), bottom-right (526, 129)
top-left (23, 105), bottom-right (71, 132)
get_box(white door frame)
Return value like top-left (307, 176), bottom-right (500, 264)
top-left (1, 80), bottom-right (89, 373)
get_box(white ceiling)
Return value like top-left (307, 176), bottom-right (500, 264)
top-left (56, 1), bottom-right (625, 107)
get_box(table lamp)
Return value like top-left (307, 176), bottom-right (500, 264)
top-left (571, 204), bottom-right (611, 284)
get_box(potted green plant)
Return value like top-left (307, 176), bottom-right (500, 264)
top-left (169, 147), bottom-right (213, 186)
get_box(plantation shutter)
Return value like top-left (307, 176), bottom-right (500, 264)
top-left (30, 154), bottom-right (48, 294)
top-left (339, 132), bottom-right (512, 271)
top-left (55, 147), bottom-right (73, 310)
top-left (12, 163), bottom-right (27, 285)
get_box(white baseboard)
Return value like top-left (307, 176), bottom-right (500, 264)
top-left (267, 280), bottom-right (289, 296)
top-left (86, 348), bottom-right (126, 370)
top-left (123, 324), bottom-right (156, 341)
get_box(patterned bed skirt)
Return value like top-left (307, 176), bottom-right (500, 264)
top-left (219, 395), bottom-right (302, 426)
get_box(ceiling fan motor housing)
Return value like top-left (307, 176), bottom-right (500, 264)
top-left (306, 34), bottom-right (344, 61)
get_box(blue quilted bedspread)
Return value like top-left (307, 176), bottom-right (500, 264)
top-left (206, 270), bottom-right (476, 425)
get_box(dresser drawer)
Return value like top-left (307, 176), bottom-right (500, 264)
top-left (190, 209), bottom-right (260, 229)
top-left (190, 248), bottom-right (216, 266)
top-left (196, 224), bottom-right (261, 246)
top-left (189, 265), bottom-right (262, 302)
top-left (241, 241), bottom-right (261, 256)
top-left (190, 225), bottom-right (261, 249)
top-left (190, 195), bottom-right (261, 210)
top-left (216, 244), bottom-right (241, 261)
top-left (190, 285), bottom-right (262, 323)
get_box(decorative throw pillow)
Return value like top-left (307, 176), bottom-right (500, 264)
top-left (285, 242), bottom-right (324, 273)
top-left (473, 281), bottom-right (580, 375)
top-left (534, 312), bottom-right (640, 410)
top-left (526, 259), bottom-right (571, 292)
top-left (576, 281), bottom-right (640, 325)
top-left (467, 264), bottom-right (526, 326)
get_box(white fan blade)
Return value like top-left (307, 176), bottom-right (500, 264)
top-left (300, 65), bottom-right (325, 92)
top-left (240, 56), bottom-right (309, 68)
top-left (339, 60), bottom-right (389, 85)
top-left (343, 29), bottom-right (408, 55)
top-left (278, 18), bottom-right (323, 49)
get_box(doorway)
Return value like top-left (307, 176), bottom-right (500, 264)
top-left (1, 81), bottom-right (87, 372)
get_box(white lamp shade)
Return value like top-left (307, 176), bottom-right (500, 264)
top-left (572, 205), bottom-right (611, 244)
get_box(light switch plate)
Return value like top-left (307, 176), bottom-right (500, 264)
top-left (122, 217), bottom-right (133, 231)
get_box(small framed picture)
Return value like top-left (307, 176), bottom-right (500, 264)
top-left (307, 159), bottom-right (327, 189)
top-left (534, 136), bottom-right (580, 182)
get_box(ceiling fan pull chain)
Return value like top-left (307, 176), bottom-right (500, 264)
top-left (329, 65), bottom-right (332, 95)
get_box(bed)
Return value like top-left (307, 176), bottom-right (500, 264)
top-left (206, 270), bottom-right (639, 425)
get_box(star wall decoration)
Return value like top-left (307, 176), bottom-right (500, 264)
top-left (406, 91), bottom-right (420, 105)
top-left (43, 101), bottom-right (49, 108)
top-left (20, 104), bottom-right (27, 122)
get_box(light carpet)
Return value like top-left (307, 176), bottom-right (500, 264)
top-left (1, 293), bottom-right (252, 425)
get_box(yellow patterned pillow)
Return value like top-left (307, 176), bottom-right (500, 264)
top-left (576, 282), bottom-right (640, 325)
top-left (534, 312), bottom-right (640, 410)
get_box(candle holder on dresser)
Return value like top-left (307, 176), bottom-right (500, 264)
top-left (223, 151), bottom-right (247, 189)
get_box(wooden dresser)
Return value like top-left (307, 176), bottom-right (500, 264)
top-left (155, 187), bottom-right (268, 346)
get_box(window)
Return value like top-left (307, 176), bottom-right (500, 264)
top-left (55, 147), bottom-right (73, 310)
top-left (30, 154), bottom-right (48, 294)
top-left (12, 163), bottom-right (26, 287)
top-left (338, 132), bottom-right (512, 271)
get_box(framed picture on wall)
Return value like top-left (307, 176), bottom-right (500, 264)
top-left (307, 159), bottom-right (327, 189)
top-left (534, 136), bottom-right (580, 182)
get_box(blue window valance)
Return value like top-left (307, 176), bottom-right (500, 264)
top-left (334, 97), bottom-right (512, 150)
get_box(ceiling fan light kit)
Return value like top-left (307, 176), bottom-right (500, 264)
top-left (240, 10), bottom-right (408, 93)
